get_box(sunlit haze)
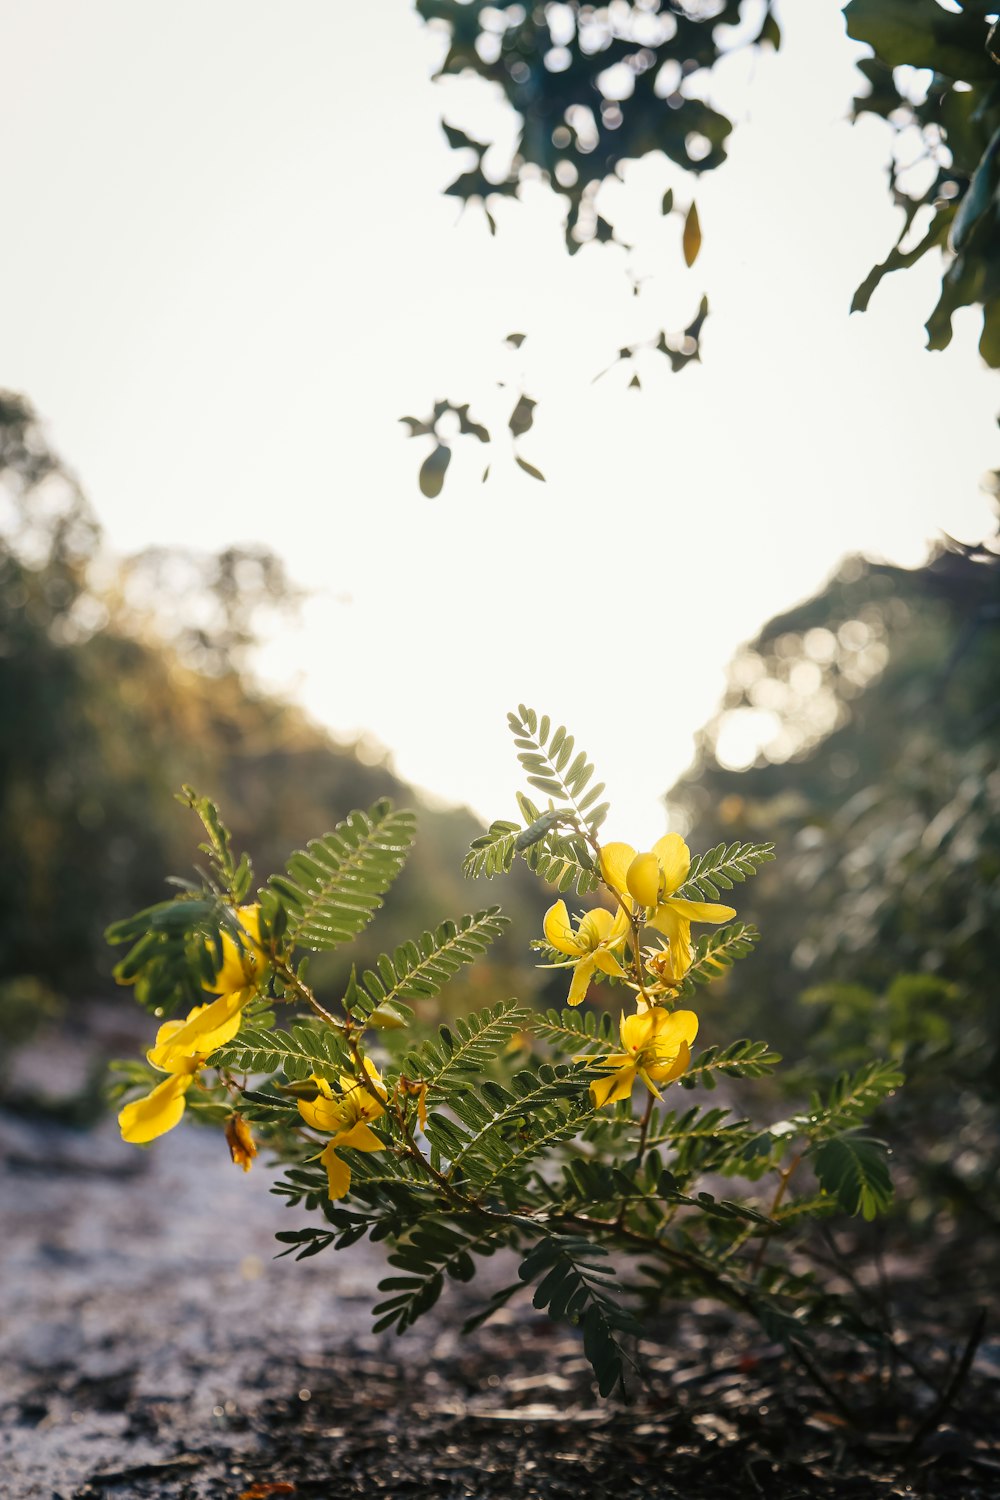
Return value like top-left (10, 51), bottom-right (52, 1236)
top-left (1, 0), bottom-right (996, 841)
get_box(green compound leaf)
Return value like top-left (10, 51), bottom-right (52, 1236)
top-left (425, 1065), bottom-right (590, 1183)
top-left (675, 841), bottom-right (776, 901)
top-left (463, 820), bottom-right (519, 879)
top-left (270, 800), bottom-right (416, 951)
top-left (399, 999), bottom-right (535, 1088)
top-left (801, 1059), bottom-right (905, 1139)
top-left (535, 1007), bottom-right (617, 1054)
top-left (676, 922), bottom-right (760, 995)
top-left (351, 908), bottom-right (509, 1021)
top-left (680, 1038), bottom-right (782, 1090)
top-left (507, 706), bottom-right (609, 832)
top-left (518, 1233), bottom-right (640, 1397)
top-left (374, 1217), bottom-right (508, 1335)
top-left (210, 1021), bottom-right (345, 1083)
top-left (811, 1134), bottom-right (894, 1221)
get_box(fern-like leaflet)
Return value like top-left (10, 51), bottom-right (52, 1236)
top-left (373, 1218), bottom-right (508, 1335)
top-left (351, 908), bottom-right (509, 1021)
top-left (518, 1232), bottom-right (639, 1396)
top-left (811, 1135), bottom-right (894, 1221)
top-left (535, 1007), bottom-right (617, 1054)
top-left (676, 922), bottom-right (760, 994)
top-left (210, 1021), bottom-right (345, 1082)
top-left (398, 1000), bottom-right (534, 1088)
top-left (463, 821), bottom-right (519, 879)
top-left (800, 1060), bottom-right (905, 1138)
top-left (270, 800), bottom-right (416, 951)
top-left (679, 1038), bottom-right (782, 1089)
top-left (508, 705), bottom-right (609, 831)
top-left (675, 840), bottom-right (776, 901)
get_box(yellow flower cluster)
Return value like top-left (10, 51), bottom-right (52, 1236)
top-left (118, 905), bottom-right (266, 1146)
top-left (542, 833), bottom-right (735, 1109)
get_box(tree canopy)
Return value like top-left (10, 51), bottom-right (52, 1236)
top-left (402, 0), bottom-right (1000, 491)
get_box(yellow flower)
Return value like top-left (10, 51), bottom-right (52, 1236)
top-left (590, 1006), bottom-right (699, 1107)
top-left (542, 900), bottom-right (630, 1007)
top-left (297, 1060), bottom-right (388, 1200)
top-left (600, 833), bottom-right (735, 979)
top-left (118, 993), bottom-right (247, 1144)
top-left (206, 904), bottom-right (267, 995)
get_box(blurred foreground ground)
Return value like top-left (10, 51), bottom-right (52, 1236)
top-left (2, 1009), bottom-right (999, 1500)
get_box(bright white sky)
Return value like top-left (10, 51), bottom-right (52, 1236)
top-left (1, 0), bottom-right (996, 841)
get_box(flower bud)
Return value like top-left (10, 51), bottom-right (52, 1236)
top-left (225, 1114), bottom-right (257, 1173)
top-left (626, 851), bottom-right (662, 908)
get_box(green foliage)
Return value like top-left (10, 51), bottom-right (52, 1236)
top-left (374, 1217), bottom-right (507, 1334)
top-left (845, 0), bottom-right (1000, 364)
top-left (676, 922), bottom-right (760, 994)
top-left (668, 546), bottom-right (1000, 1228)
top-left (677, 840), bottom-right (776, 900)
top-left (402, 1), bottom-right (997, 497)
top-left (350, 908), bottom-right (508, 1023)
top-left (416, 0), bottom-right (751, 253)
top-left (210, 1021), bottom-right (344, 1083)
top-left (107, 706), bottom-right (906, 1400)
top-left (508, 706), bottom-right (609, 828)
top-left (801, 1060), bottom-right (905, 1140)
top-left (424, 1064), bottom-right (589, 1185)
top-left (679, 1038), bottom-right (782, 1090)
top-left (811, 1135), bottom-right (894, 1222)
top-left (519, 1233), bottom-right (640, 1397)
top-left (463, 819), bottom-right (519, 879)
top-left (397, 999), bottom-right (533, 1088)
top-left (106, 895), bottom-right (226, 1015)
top-left (270, 801), bottom-right (417, 951)
top-left (534, 1006), bottom-right (617, 1052)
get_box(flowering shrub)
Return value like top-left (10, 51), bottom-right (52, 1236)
top-left (110, 708), bottom-right (902, 1396)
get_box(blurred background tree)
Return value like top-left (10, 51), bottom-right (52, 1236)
top-left (0, 392), bottom-right (542, 1016)
top-left (666, 528), bottom-right (1000, 1228)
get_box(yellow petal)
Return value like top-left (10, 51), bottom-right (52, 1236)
top-left (544, 900), bottom-right (583, 956)
top-left (647, 1039), bottom-right (692, 1086)
top-left (319, 1142), bottom-right (352, 1200)
top-left (206, 904), bottom-right (266, 994)
top-left (593, 1051), bottom-right (632, 1071)
top-left (298, 1090), bottom-right (348, 1133)
top-left (333, 1121), bottom-right (384, 1153)
top-left (651, 834), bottom-right (691, 896)
top-left (609, 905), bottom-right (631, 942)
top-left (620, 1008), bottom-right (658, 1054)
top-left (119, 1072), bottom-right (192, 1143)
top-left (361, 1057), bottom-right (389, 1100)
top-left (649, 1007), bottom-right (699, 1049)
top-left (667, 897), bottom-right (737, 924)
top-left (590, 1064), bottom-right (637, 1108)
top-left (593, 948), bottom-right (627, 978)
top-left (147, 990), bottom-right (247, 1072)
top-left (577, 907), bottom-right (616, 950)
top-left (645, 1011), bottom-right (698, 1083)
top-left (626, 851), bottom-right (662, 908)
top-left (646, 906), bottom-right (693, 974)
top-left (338, 1075), bottom-right (386, 1124)
top-left (599, 843), bottom-right (637, 899)
top-left (567, 955), bottom-right (597, 1007)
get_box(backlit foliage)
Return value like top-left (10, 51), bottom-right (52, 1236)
top-left (109, 708), bottom-right (901, 1396)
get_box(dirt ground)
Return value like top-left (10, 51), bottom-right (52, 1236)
top-left (2, 1008), bottom-right (999, 1499)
